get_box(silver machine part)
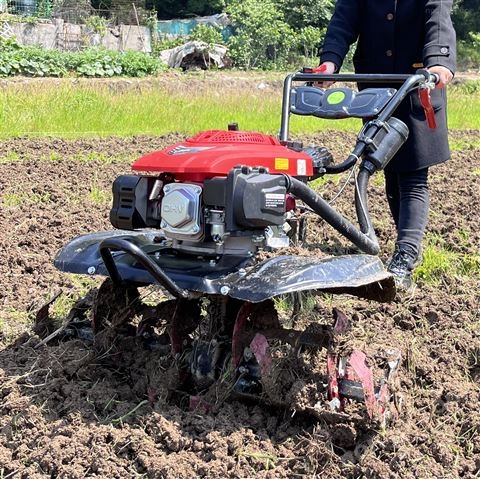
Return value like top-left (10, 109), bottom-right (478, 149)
top-left (160, 183), bottom-right (203, 241)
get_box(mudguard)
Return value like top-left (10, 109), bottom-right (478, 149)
top-left (223, 254), bottom-right (395, 302)
top-left (54, 231), bottom-right (395, 303)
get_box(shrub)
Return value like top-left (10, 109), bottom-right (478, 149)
top-left (190, 24), bottom-right (224, 46)
top-left (226, 0), bottom-right (296, 69)
top-left (457, 32), bottom-right (480, 70)
top-left (0, 38), bottom-right (163, 77)
top-left (295, 26), bottom-right (325, 63)
top-left (119, 50), bottom-right (162, 77)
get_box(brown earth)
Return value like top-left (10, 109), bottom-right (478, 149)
top-left (0, 128), bottom-right (479, 478)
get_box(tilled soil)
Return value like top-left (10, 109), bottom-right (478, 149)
top-left (0, 130), bottom-right (479, 478)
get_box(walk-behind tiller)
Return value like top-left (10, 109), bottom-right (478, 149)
top-left (51, 69), bottom-right (438, 425)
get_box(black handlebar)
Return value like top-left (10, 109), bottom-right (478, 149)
top-left (279, 70), bottom-right (437, 142)
top-left (279, 69), bottom-right (438, 255)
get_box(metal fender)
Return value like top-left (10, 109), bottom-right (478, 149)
top-left (53, 230), bottom-right (162, 276)
top-left (54, 232), bottom-right (395, 302)
top-left (221, 254), bottom-right (395, 302)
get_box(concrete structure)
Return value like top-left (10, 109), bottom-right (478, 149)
top-left (1, 18), bottom-right (152, 52)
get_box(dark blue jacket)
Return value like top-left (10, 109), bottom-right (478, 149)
top-left (320, 0), bottom-right (457, 171)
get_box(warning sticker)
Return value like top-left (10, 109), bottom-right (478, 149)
top-left (265, 193), bottom-right (285, 208)
top-left (297, 159), bottom-right (307, 176)
top-left (275, 158), bottom-right (289, 170)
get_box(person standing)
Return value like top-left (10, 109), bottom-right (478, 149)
top-left (318, 0), bottom-right (456, 289)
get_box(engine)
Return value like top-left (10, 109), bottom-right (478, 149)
top-left (110, 166), bottom-right (295, 256)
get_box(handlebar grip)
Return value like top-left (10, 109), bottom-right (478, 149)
top-left (415, 68), bottom-right (439, 86)
top-left (430, 72), bottom-right (440, 85)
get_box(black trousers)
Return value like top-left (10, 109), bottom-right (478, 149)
top-left (384, 168), bottom-right (429, 258)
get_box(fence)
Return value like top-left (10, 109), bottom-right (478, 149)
top-left (1, 1), bottom-right (149, 25)
top-left (1, 1), bottom-right (152, 52)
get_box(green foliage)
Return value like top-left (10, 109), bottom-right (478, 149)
top-left (295, 26), bottom-right (325, 61)
top-left (450, 78), bottom-right (480, 95)
top-left (457, 32), bottom-right (480, 70)
top-left (2, 191), bottom-right (51, 207)
top-left (190, 24), bottom-right (224, 46)
top-left (0, 39), bottom-right (67, 76)
top-left (414, 234), bottom-right (480, 285)
top-left (148, 0), bottom-right (224, 18)
top-left (88, 183), bottom-right (111, 204)
top-left (274, 0), bottom-right (334, 30)
top-left (119, 50), bottom-right (162, 77)
top-left (186, 0), bottom-right (225, 16)
top-left (226, 0), bottom-right (296, 69)
top-left (0, 38), bottom-right (162, 77)
top-left (452, 0), bottom-right (480, 41)
top-left (84, 14), bottom-right (109, 37)
top-left (36, 0), bottom-right (54, 18)
top-left (414, 244), bottom-right (458, 285)
top-left (66, 49), bottom-right (123, 77)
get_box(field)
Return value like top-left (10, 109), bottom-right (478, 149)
top-left (0, 75), bottom-right (479, 478)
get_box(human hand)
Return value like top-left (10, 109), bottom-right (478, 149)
top-left (313, 62), bottom-right (338, 88)
top-left (427, 65), bottom-right (453, 89)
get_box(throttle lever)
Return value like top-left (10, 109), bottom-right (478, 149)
top-left (302, 64), bottom-right (328, 74)
top-left (418, 86), bottom-right (437, 130)
top-left (302, 64), bottom-right (328, 86)
top-left (416, 69), bottom-right (438, 129)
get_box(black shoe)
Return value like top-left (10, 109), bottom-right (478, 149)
top-left (387, 246), bottom-right (418, 290)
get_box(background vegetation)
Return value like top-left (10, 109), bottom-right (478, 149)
top-left (0, 38), bottom-right (162, 77)
top-left (149, 0), bottom-right (478, 70)
top-left (1, 0), bottom-right (479, 76)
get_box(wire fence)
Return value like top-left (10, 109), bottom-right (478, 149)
top-left (1, 1), bottom-right (150, 25)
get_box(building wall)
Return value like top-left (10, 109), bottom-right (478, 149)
top-left (3, 18), bottom-right (152, 52)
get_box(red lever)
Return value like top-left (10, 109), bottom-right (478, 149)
top-left (418, 88), bottom-right (437, 129)
top-left (312, 64), bottom-right (328, 73)
top-left (302, 64), bottom-right (328, 74)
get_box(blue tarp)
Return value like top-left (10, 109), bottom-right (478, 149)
top-left (157, 19), bottom-right (198, 36)
top-left (157, 13), bottom-right (231, 39)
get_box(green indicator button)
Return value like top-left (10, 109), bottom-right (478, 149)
top-left (326, 91), bottom-right (346, 105)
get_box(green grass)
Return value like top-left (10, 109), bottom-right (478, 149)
top-left (88, 183), bottom-right (111, 204)
top-left (449, 137), bottom-right (480, 152)
top-left (48, 275), bottom-right (100, 321)
top-left (414, 233), bottom-right (480, 285)
top-left (1, 76), bottom-right (477, 138)
top-left (2, 191), bottom-right (51, 207)
top-left (0, 151), bottom-right (21, 163)
top-left (0, 308), bottom-right (32, 342)
top-left (0, 81), bottom-right (288, 137)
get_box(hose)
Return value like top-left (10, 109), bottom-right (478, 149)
top-left (287, 174), bottom-right (379, 255)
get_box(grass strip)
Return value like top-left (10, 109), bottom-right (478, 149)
top-left (2, 78), bottom-right (478, 138)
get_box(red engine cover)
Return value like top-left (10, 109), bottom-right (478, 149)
top-left (132, 130), bottom-right (313, 181)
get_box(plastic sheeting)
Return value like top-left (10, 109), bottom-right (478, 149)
top-left (160, 40), bottom-right (228, 69)
top-left (157, 13), bottom-right (230, 38)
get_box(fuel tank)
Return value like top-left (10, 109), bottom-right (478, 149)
top-left (132, 129), bottom-right (314, 181)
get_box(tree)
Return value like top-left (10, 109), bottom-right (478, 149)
top-left (274, 0), bottom-right (334, 30)
top-left (145, 0), bottom-right (187, 19)
top-left (296, 25), bottom-right (325, 62)
top-left (452, 0), bottom-right (480, 41)
top-left (146, 0), bottom-right (225, 19)
top-left (186, 0), bottom-right (225, 16)
top-left (226, 0), bottom-right (296, 69)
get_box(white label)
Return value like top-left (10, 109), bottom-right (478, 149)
top-left (297, 159), bottom-right (307, 176)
